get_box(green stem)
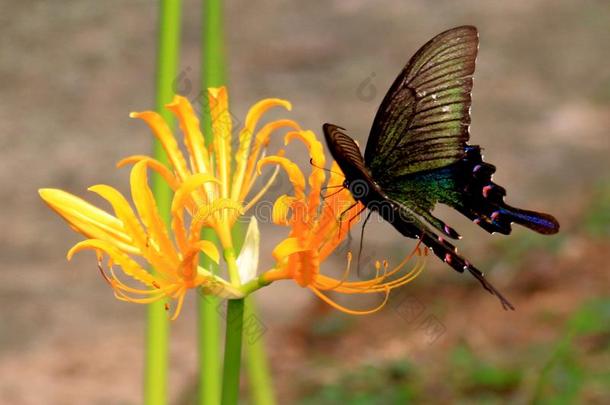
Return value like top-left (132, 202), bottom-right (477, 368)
top-left (240, 276), bottom-right (271, 296)
top-left (146, 1), bottom-right (181, 405)
top-left (202, 0), bottom-right (226, 92)
top-left (198, 0), bottom-right (226, 403)
top-left (199, 2), bottom-right (275, 403)
top-left (222, 298), bottom-right (245, 405)
top-left (197, 231), bottom-right (221, 405)
top-left (245, 297), bottom-right (276, 405)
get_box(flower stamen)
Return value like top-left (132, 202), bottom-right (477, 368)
top-left (309, 285), bottom-right (391, 315)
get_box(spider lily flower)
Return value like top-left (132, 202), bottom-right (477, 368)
top-left (40, 88), bottom-right (296, 317)
top-left (39, 162), bottom-right (242, 319)
top-left (255, 130), bottom-right (427, 315)
top-left (122, 87), bottom-right (300, 255)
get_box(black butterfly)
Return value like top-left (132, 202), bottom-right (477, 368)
top-left (323, 26), bottom-right (559, 310)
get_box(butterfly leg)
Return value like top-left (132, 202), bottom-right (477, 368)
top-left (337, 203), bottom-right (365, 241)
top-left (356, 210), bottom-right (374, 276)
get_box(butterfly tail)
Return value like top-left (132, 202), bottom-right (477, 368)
top-left (418, 230), bottom-right (515, 311)
top-left (387, 206), bottom-right (515, 310)
top-left (496, 205), bottom-right (560, 235)
top-left (451, 145), bottom-right (559, 235)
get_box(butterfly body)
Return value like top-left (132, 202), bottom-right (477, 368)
top-left (323, 26), bottom-right (559, 309)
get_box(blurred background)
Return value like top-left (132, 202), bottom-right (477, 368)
top-left (1, 0), bottom-right (609, 403)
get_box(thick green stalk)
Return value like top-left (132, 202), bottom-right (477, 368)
top-left (245, 297), bottom-right (276, 405)
top-left (197, 234), bottom-right (221, 405)
top-left (201, 0), bottom-right (226, 94)
top-left (199, 2), bottom-right (274, 404)
top-left (220, 247), bottom-right (244, 405)
top-left (146, 1), bottom-right (181, 405)
top-left (198, 1), bottom-right (226, 404)
top-left (221, 298), bottom-right (245, 405)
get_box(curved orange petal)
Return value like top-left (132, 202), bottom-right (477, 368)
top-left (166, 95), bottom-right (211, 175)
top-left (130, 162), bottom-right (179, 264)
top-left (116, 155), bottom-right (180, 192)
top-left (232, 99), bottom-right (292, 200)
top-left (241, 119), bottom-right (301, 198)
top-left (68, 239), bottom-right (161, 287)
top-left (271, 195), bottom-right (296, 226)
top-left (208, 87), bottom-right (231, 198)
top-left (170, 173), bottom-right (220, 253)
top-left (130, 111), bottom-right (191, 181)
top-left (271, 237), bottom-right (307, 262)
top-left (87, 185), bottom-right (148, 252)
top-left (88, 184), bottom-right (174, 275)
top-left (38, 188), bottom-right (135, 253)
top-left (284, 130), bottom-right (326, 218)
top-left (257, 156), bottom-right (306, 200)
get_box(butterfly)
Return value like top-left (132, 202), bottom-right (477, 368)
top-left (322, 26), bottom-right (559, 310)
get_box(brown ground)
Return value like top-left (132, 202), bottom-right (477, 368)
top-left (1, 0), bottom-right (609, 404)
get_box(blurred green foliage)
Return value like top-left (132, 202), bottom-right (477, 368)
top-left (583, 181), bottom-right (610, 238)
top-left (491, 230), bottom-right (565, 267)
top-left (298, 298), bottom-right (610, 404)
top-left (299, 360), bottom-right (419, 405)
top-left (450, 345), bottom-right (523, 398)
top-left (532, 298), bottom-right (610, 404)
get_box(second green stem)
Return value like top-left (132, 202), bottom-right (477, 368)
top-left (221, 298), bottom-right (245, 405)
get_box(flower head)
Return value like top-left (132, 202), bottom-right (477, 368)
top-left (257, 130), bottom-right (427, 314)
top-left (39, 162), bottom-right (237, 319)
top-left (40, 88), bottom-right (298, 317)
top-left (124, 88), bottom-right (300, 252)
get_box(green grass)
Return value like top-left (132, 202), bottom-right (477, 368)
top-left (299, 360), bottom-right (419, 405)
top-left (533, 298), bottom-right (610, 404)
top-left (583, 181), bottom-right (610, 239)
top-left (298, 298), bottom-right (610, 404)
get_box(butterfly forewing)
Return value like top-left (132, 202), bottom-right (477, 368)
top-left (323, 124), bottom-right (370, 182)
top-left (365, 26), bottom-right (478, 179)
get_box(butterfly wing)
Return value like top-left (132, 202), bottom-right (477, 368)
top-left (323, 123), bottom-right (371, 184)
top-left (322, 124), bottom-right (517, 310)
top-left (364, 26), bottom-right (558, 238)
top-left (322, 27), bottom-right (558, 310)
top-left (365, 25), bottom-right (478, 178)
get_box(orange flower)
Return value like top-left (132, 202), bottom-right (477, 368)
top-left (256, 130), bottom-right (427, 315)
top-left (40, 88), bottom-right (300, 318)
top-left (39, 162), bottom-right (238, 320)
top-left (124, 88), bottom-right (300, 254)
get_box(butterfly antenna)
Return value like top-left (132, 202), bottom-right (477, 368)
top-left (321, 187), bottom-right (345, 201)
top-left (309, 158), bottom-right (344, 177)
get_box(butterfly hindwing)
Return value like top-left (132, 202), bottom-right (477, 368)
top-left (365, 26), bottom-right (478, 179)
